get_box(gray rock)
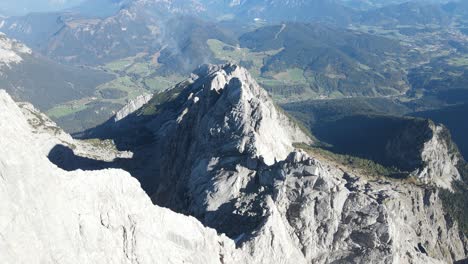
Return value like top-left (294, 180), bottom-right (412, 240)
top-left (0, 90), bottom-right (244, 264)
top-left (114, 93), bottom-right (153, 122)
top-left (0, 63), bottom-right (467, 264)
top-left (110, 64), bottom-right (467, 263)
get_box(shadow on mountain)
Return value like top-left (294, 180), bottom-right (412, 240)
top-left (47, 143), bottom-right (161, 198)
top-left (455, 258), bottom-right (468, 264)
top-left (312, 115), bottom-right (434, 171)
top-left (412, 103), bottom-right (468, 159)
top-left (203, 200), bottom-right (264, 240)
top-left (48, 144), bottom-right (119, 171)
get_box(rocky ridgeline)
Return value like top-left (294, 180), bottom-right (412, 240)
top-left (0, 64), bottom-right (467, 263)
top-left (114, 93), bottom-right (153, 122)
top-left (0, 89), bottom-right (243, 264)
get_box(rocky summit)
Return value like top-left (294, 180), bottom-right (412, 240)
top-left (1, 64), bottom-right (467, 263)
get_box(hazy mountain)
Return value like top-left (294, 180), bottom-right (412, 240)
top-left (0, 0), bottom-right (85, 16)
top-left (0, 2), bottom-right (235, 68)
top-left (203, 0), bottom-right (356, 25)
top-left (69, 0), bottom-right (131, 17)
top-left (341, 0), bottom-right (452, 10)
top-left (359, 2), bottom-right (452, 26)
top-left (442, 1), bottom-right (468, 18)
top-left (0, 33), bottom-right (112, 110)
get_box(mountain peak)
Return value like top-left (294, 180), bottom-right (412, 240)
top-left (1, 57), bottom-right (467, 262)
top-left (155, 63), bottom-right (313, 166)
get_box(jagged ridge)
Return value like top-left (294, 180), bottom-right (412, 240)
top-left (1, 63), bottom-right (467, 263)
top-left (92, 64), bottom-right (467, 263)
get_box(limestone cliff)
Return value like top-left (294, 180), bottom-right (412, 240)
top-left (0, 90), bottom-right (242, 264)
top-left (104, 64), bottom-right (468, 263)
top-left (1, 64), bottom-right (467, 264)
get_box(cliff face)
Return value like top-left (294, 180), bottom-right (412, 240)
top-left (413, 123), bottom-right (461, 189)
top-left (385, 119), bottom-right (461, 190)
top-left (1, 64), bottom-right (467, 263)
top-left (106, 64), bottom-right (467, 263)
top-left (114, 93), bottom-right (153, 122)
top-left (0, 90), bottom-right (241, 264)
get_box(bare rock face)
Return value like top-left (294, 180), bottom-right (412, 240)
top-left (385, 119), bottom-right (461, 190)
top-left (0, 90), bottom-right (243, 264)
top-left (118, 64), bottom-right (312, 228)
top-left (114, 93), bottom-right (153, 122)
top-left (241, 152), bottom-right (466, 263)
top-left (104, 64), bottom-right (467, 263)
top-left (411, 123), bottom-right (461, 189)
top-left (1, 64), bottom-right (467, 264)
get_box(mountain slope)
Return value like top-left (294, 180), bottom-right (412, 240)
top-left (359, 2), bottom-right (452, 26)
top-left (80, 64), bottom-right (467, 263)
top-left (0, 89), bottom-right (244, 264)
top-left (203, 0), bottom-right (356, 25)
top-left (0, 1), bottom-right (235, 68)
top-left (239, 23), bottom-right (412, 98)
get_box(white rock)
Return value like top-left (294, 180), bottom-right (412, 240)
top-left (0, 32), bottom-right (31, 69)
top-left (0, 90), bottom-right (244, 264)
top-left (114, 93), bottom-right (153, 122)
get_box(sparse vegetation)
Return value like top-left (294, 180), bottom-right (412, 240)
top-left (82, 138), bottom-right (118, 152)
top-left (207, 38), bottom-right (282, 80)
top-left (139, 81), bottom-right (188, 116)
top-left (294, 143), bottom-right (405, 178)
top-left (439, 161), bottom-right (468, 236)
top-left (48, 54), bottom-right (185, 132)
top-left (47, 104), bottom-right (89, 119)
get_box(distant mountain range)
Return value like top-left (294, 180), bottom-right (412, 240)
top-left (2, 0), bottom-right (466, 65)
top-left (0, 2), bottom-right (234, 69)
top-left (0, 0), bottom-right (84, 16)
top-left (0, 33), bottom-right (112, 110)
top-left (0, 0), bottom-right (467, 136)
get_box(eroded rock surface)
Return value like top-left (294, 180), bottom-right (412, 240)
top-left (115, 93), bottom-right (153, 122)
top-left (1, 64), bottom-right (467, 264)
top-left (0, 90), bottom-right (241, 264)
top-left (103, 64), bottom-right (467, 263)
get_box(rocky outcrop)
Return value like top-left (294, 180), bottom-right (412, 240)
top-left (18, 101), bottom-right (132, 162)
top-left (411, 123), bottom-right (461, 189)
top-left (104, 64), bottom-right (467, 263)
top-left (1, 64), bottom-right (467, 264)
top-left (385, 119), bottom-right (461, 190)
top-left (0, 89), bottom-right (243, 264)
top-left (241, 151), bottom-right (466, 263)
